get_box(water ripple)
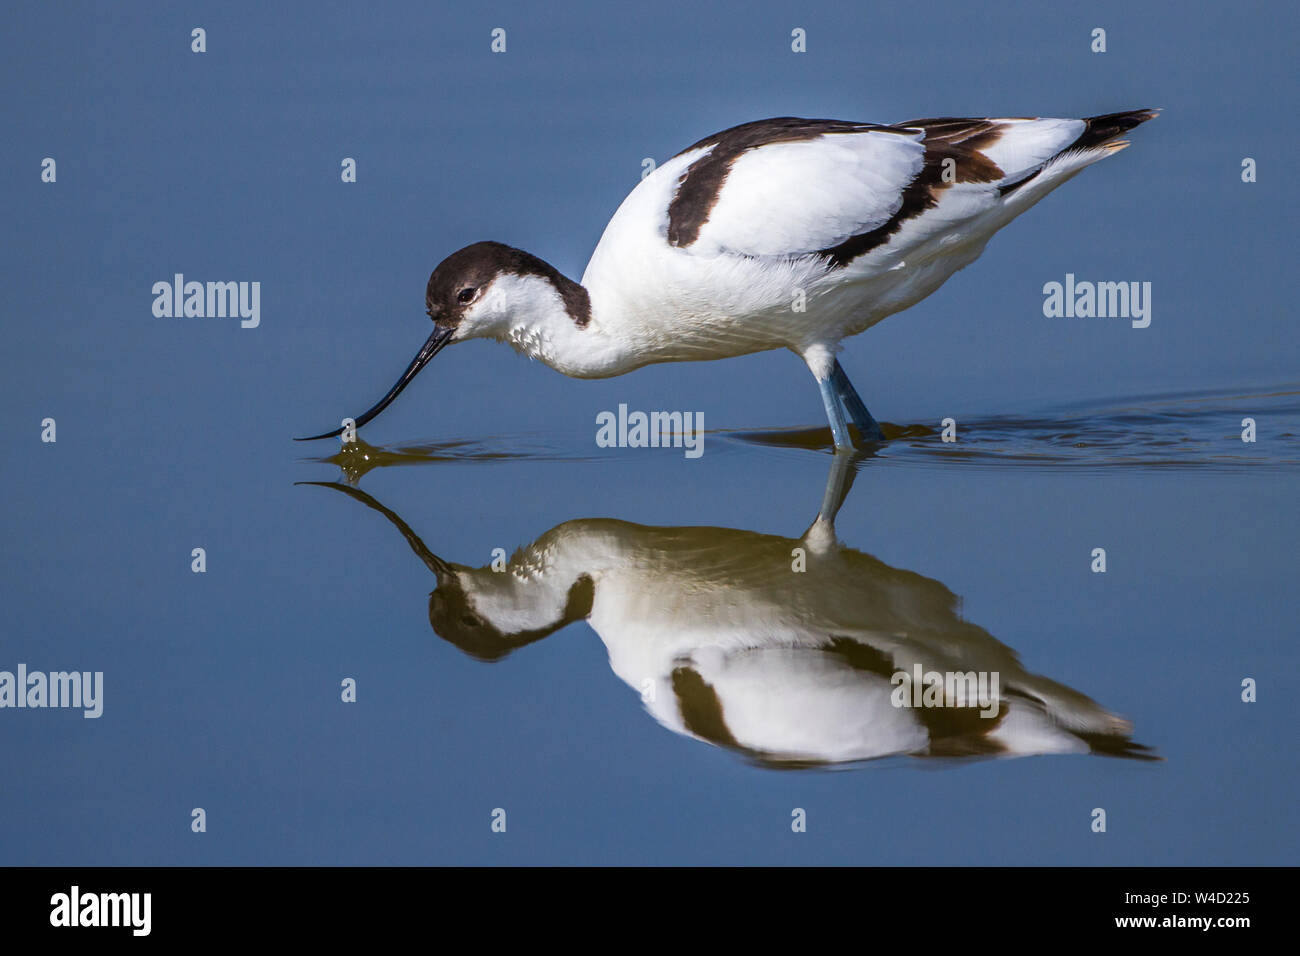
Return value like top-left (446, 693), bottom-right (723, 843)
top-left (728, 384), bottom-right (1300, 473)
top-left (300, 384), bottom-right (1300, 478)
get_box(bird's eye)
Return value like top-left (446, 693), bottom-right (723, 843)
top-left (457, 287), bottom-right (476, 303)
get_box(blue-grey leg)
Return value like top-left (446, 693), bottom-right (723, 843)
top-left (831, 360), bottom-right (884, 442)
top-left (816, 375), bottom-right (854, 450)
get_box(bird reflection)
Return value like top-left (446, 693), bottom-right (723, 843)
top-left (302, 453), bottom-right (1154, 768)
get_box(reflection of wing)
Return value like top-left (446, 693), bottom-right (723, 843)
top-left (659, 646), bottom-right (1155, 768)
top-left (573, 523), bottom-right (1156, 766)
top-left (665, 650), bottom-right (928, 766)
top-left (664, 112), bottom-right (1155, 266)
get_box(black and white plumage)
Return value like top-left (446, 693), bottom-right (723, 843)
top-left (306, 463), bottom-right (1155, 767)
top-left (300, 109), bottom-right (1158, 446)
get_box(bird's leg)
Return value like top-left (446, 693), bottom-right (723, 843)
top-left (815, 374), bottom-right (855, 450)
top-left (831, 360), bottom-right (885, 442)
top-left (803, 345), bottom-right (858, 450)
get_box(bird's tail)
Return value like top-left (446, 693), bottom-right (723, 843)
top-left (982, 108), bottom-right (1159, 200)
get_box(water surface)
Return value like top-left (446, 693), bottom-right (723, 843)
top-left (3, 0), bottom-right (1296, 866)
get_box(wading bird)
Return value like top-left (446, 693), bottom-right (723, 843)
top-left (300, 109), bottom-right (1156, 447)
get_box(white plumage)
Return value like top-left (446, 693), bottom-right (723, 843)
top-left (301, 109), bottom-right (1157, 446)
top-left (582, 116), bottom-right (1140, 368)
top-left (677, 132), bottom-right (925, 257)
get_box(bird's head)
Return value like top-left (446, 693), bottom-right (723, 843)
top-left (298, 241), bottom-right (580, 441)
top-left (424, 241), bottom-right (533, 342)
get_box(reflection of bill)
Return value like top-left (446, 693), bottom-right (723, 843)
top-left (302, 456), bottom-right (1155, 768)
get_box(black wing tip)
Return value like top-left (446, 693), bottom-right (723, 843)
top-left (1076, 730), bottom-right (1162, 762)
top-left (1075, 108), bottom-right (1160, 149)
top-left (900, 108), bottom-right (1160, 145)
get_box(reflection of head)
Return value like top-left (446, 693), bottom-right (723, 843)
top-left (300, 482), bottom-right (597, 663)
top-left (427, 573), bottom-right (593, 662)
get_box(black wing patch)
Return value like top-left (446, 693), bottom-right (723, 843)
top-left (818, 119), bottom-right (1007, 267)
top-left (664, 110), bottom-right (1156, 268)
top-left (665, 117), bottom-right (907, 249)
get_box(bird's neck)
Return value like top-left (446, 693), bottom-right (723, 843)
top-left (494, 266), bottom-right (631, 378)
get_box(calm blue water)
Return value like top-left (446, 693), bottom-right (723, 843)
top-left (2, 1), bottom-right (1296, 865)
